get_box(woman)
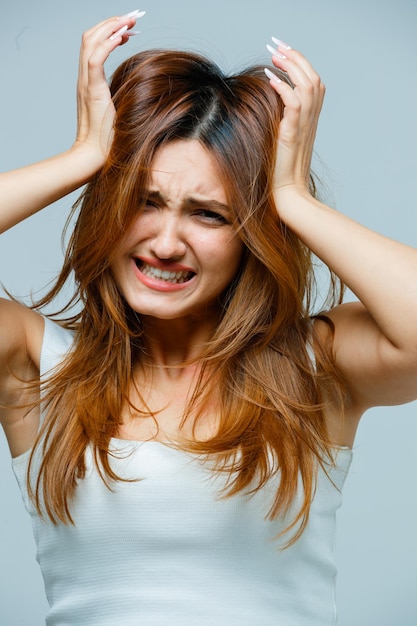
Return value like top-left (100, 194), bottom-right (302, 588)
top-left (1, 10), bottom-right (416, 625)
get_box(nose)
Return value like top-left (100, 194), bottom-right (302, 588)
top-left (149, 213), bottom-right (187, 260)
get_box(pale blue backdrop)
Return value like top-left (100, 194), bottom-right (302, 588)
top-left (0, 0), bottom-right (416, 624)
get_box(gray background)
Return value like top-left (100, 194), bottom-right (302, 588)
top-left (1, 0), bottom-right (416, 624)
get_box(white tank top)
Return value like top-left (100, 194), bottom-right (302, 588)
top-left (13, 317), bottom-right (352, 626)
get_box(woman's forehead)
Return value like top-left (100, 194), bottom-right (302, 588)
top-left (149, 140), bottom-right (228, 206)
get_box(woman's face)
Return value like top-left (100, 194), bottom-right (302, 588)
top-left (111, 139), bottom-right (244, 323)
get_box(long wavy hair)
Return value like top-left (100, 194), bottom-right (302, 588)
top-left (29, 49), bottom-right (344, 544)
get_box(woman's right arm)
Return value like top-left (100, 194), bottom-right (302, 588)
top-left (0, 148), bottom-right (102, 234)
top-left (0, 12), bottom-right (142, 233)
top-left (0, 13), bottom-right (144, 456)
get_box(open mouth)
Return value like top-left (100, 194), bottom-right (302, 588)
top-left (135, 260), bottom-right (195, 284)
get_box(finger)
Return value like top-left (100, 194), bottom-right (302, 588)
top-left (265, 56), bottom-right (324, 141)
top-left (266, 42), bottom-right (324, 108)
top-left (269, 39), bottom-right (322, 85)
top-left (76, 14), bottom-right (144, 140)
top-left (78, 13), bottom-right (144, 89)
top-left (83, 11), bottom-right (145, 45)
top-left (271, 56), bottom-right (323, 107)
top-left (266, 78), bottom-right (304, 143)
top-left (264, 58), bottom-right (322, 162)
top-left (265, 66), bottom-right (321, 134)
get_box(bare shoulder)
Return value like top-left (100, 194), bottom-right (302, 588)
top-left (0, 299), bottom-right (44, 457)
top-left (0, 298), bottom-right (44, 368)
top-left (310, 307), bottom-right (362, 448)
top-left (313, 300), bottom-right (417, 446)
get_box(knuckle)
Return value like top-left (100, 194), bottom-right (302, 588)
top-left (292, 100), bottom-right (302, 113)
top-left (304, 82), bottom-right (315, 95)
top-left (87, 56), bottom-right (99, 71)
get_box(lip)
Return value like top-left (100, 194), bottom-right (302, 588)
top-left (135, 256), bottom-right (195, 273)
top-left (131, 257), bottom-right (196, 292)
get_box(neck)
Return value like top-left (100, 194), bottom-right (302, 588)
top-left (140, 314), bottom-right (218, 369)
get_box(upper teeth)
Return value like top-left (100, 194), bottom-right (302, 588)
top-left (140, 262), bottom-right (193, 284)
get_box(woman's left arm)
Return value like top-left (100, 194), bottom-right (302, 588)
top-left (266, 42), bottom-right (417, 413)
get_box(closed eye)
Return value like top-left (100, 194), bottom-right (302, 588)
top-left (193, 209), bottom-right (230, 225)
top-left (143, 199), bottom-right (160, 212)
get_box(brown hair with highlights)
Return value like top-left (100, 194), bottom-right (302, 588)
top-left (29, 49), bottom-right (344, 544)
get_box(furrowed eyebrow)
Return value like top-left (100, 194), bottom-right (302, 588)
top-left (144, 190), bottom-right (230, 213)
top-left (144, 190), bottom-right (164, 203)
top-left (185, 198), bottom-right (230, 213)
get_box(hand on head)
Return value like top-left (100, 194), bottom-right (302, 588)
top-left (74, 10), bottom-right (145, 166)
top-left (265, 38), bottom-right (325, 200)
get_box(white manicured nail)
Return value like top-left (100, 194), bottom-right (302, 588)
top-left (264, 68), bottom-right (282, 84)
top-left (271, 37), bottom-right (291, 50)
top-left (266, 44), bottom-right (287, 59)
top-left (118, 9), bottom-right (146, 19)
top-left (110, 25), bottom-right (129, 40)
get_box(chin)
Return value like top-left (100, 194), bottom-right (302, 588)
top-left (128, 299), bottom-right (220, 324)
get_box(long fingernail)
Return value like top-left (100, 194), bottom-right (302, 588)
top-left (271, 37), bottom-right (291, 50)
top-left (264, 68), bottom-right (282, 84)
top-left (125, 30), bottom-right (140, 37)
top-left (266, 44), bottom-right (287, 60)
top-left (110, 25), bottom-right (129, 40)
top-left (118, 9), bottom-right (146, 19)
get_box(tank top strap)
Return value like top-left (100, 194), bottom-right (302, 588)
top-left (40, 316), bottom-right (74, 379)
top-left (306, 317), bottom-right (317, 371)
